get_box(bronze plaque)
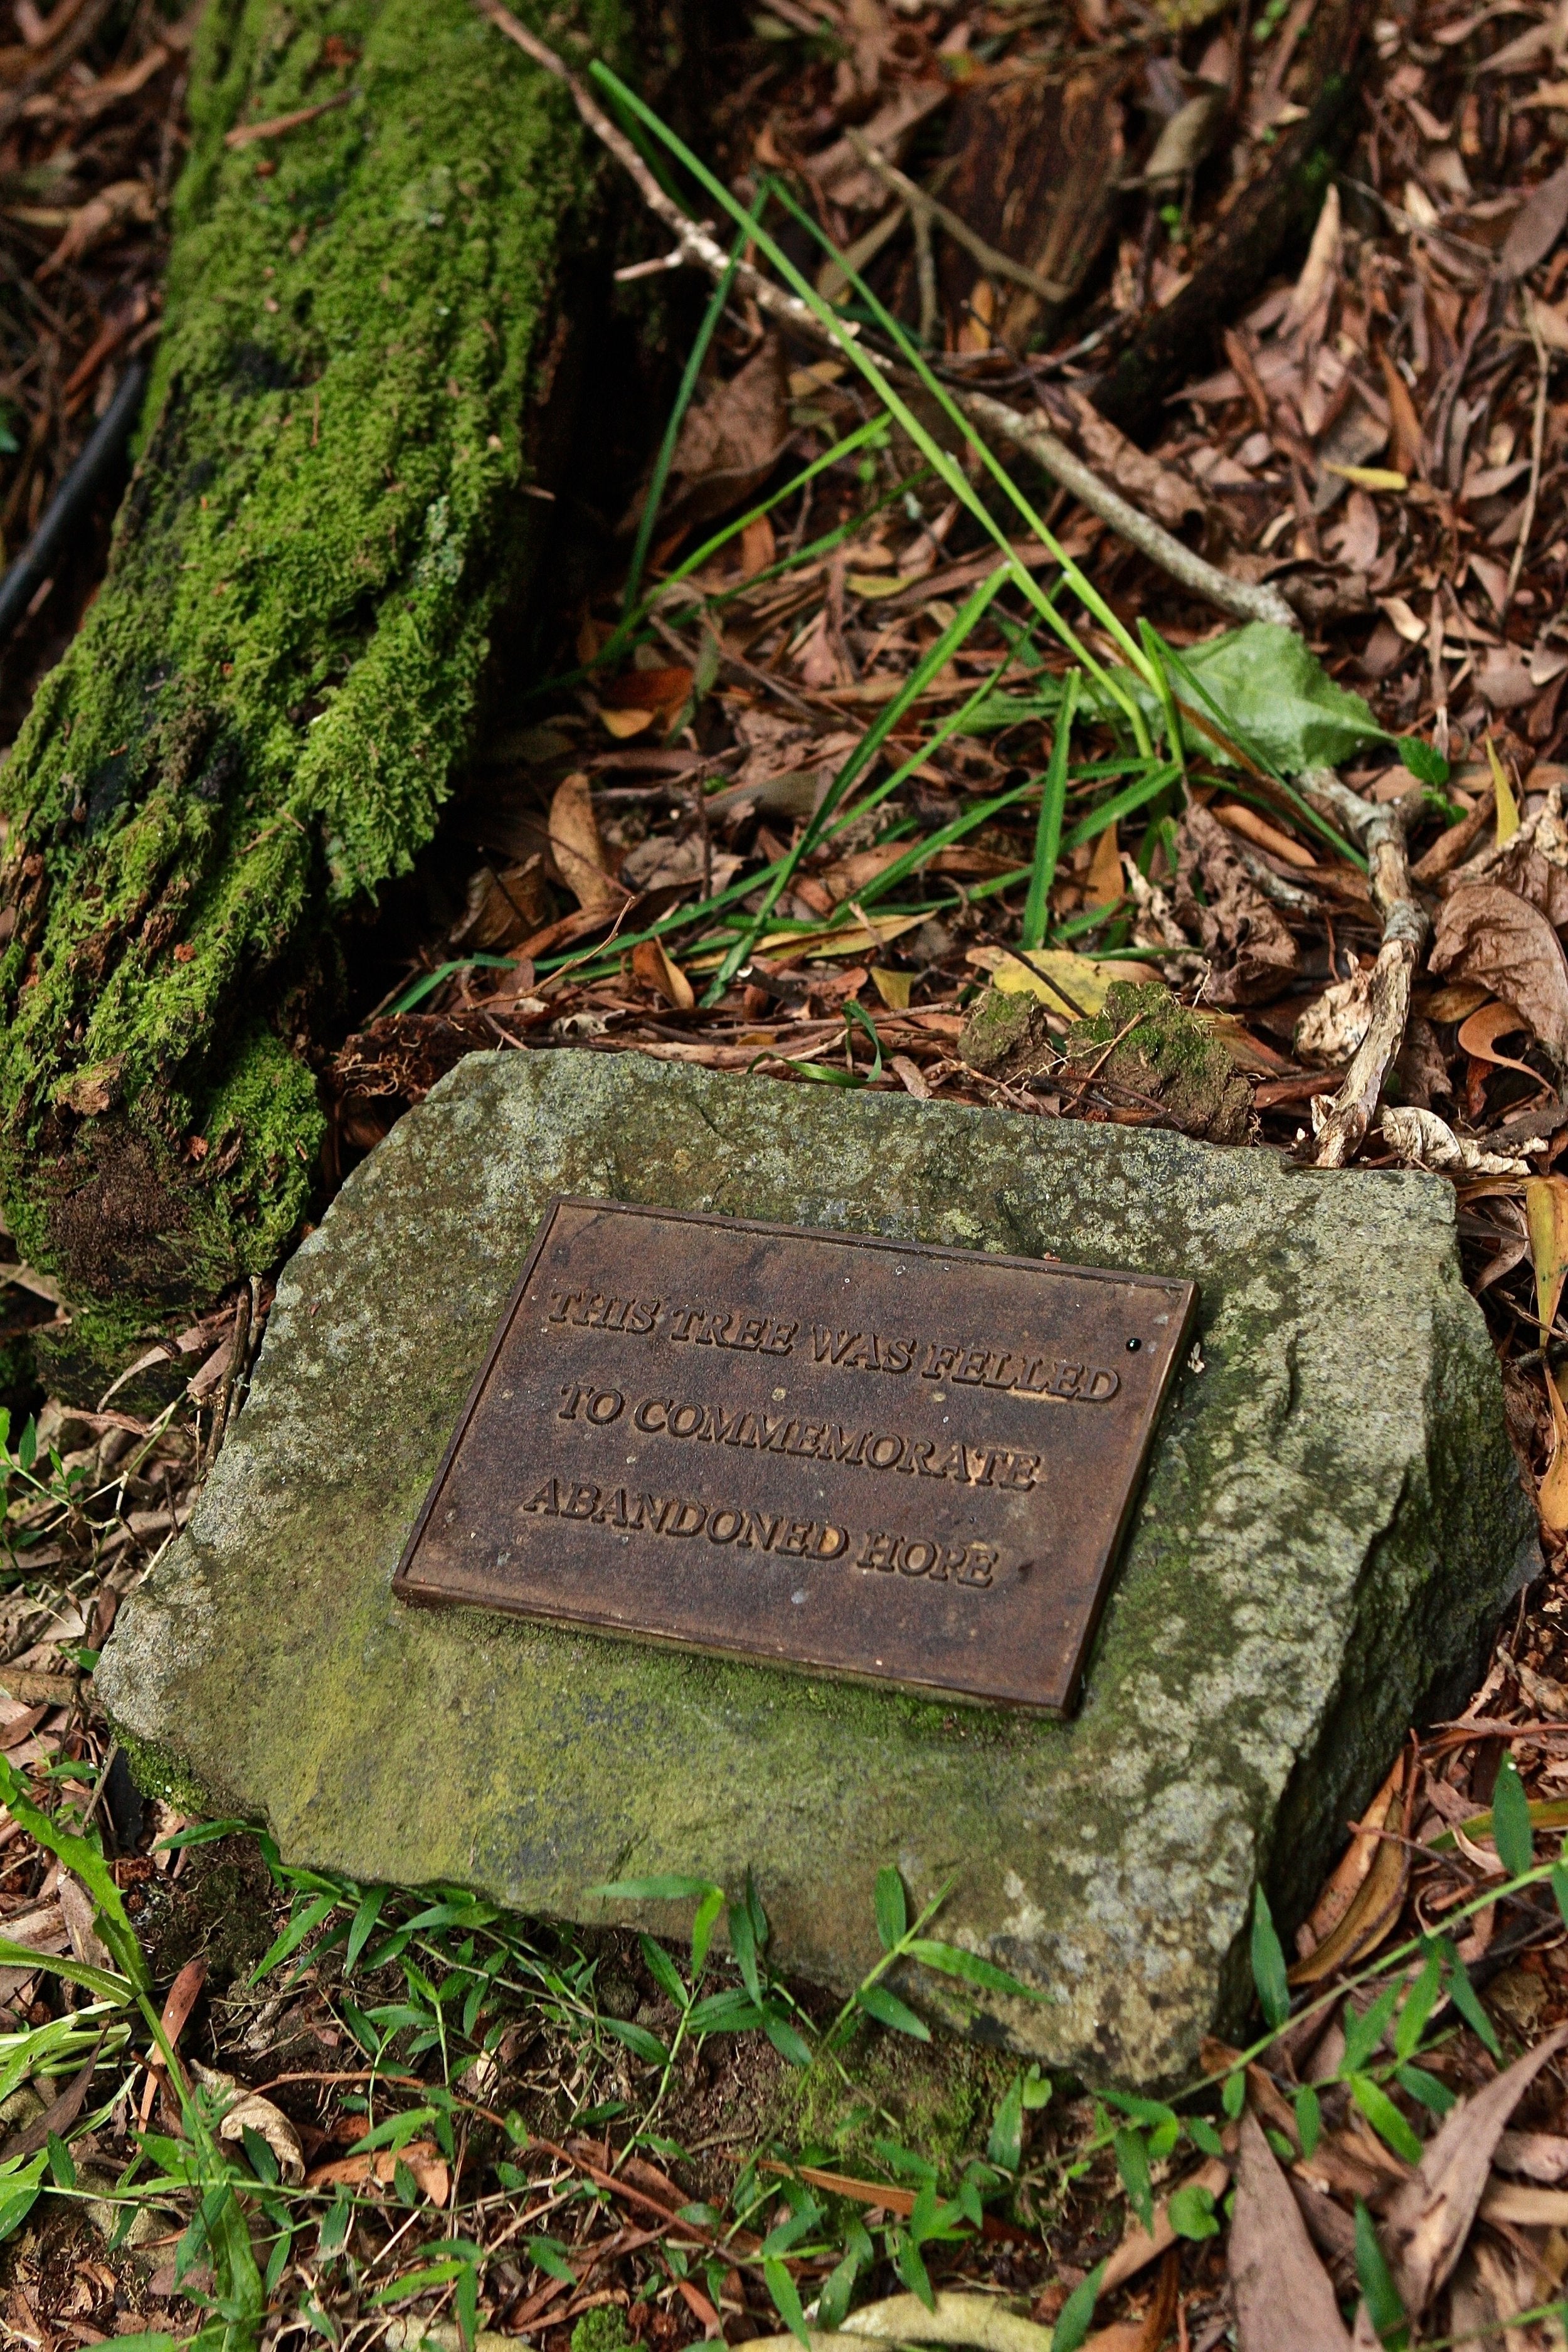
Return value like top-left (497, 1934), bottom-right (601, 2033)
top-left (393, 1199), bottom-right (1195, 1715)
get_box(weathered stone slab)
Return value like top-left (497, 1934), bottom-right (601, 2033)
top-left (98, 1051), bottom-right (1534, 2086)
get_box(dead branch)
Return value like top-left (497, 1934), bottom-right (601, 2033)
top-left (471, 0), bottom-right (1301, 635)
top-left (1301, 768), bottom-right (1430, 1168)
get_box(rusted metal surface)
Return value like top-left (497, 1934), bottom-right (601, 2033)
top-left (394, 1199), bottom-right (1195, 1715)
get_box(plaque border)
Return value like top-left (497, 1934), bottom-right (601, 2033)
top-left (391, 1195), bottom-right (1197, 1712)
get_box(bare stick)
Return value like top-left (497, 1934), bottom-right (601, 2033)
top-left (847, 131), bottom-right (1070, 307)
top-left (1301, 768), bottom-right (1429, 1168)
top-left (1505, 292), bottom-right (1549, 613)
top-left (471, 0), bottom-right (1303, 635)
top-left (961, 389), bottom-right (1299, 630)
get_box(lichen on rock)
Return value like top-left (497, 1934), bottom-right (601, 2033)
top-left (0, 0), bottom-right (630, 1368)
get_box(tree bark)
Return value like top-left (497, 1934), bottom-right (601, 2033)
top-left (0, 0), bottom-right (636, 1375)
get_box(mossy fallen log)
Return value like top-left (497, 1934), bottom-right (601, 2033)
top-left (0, 0), bottom-right (634, 1375)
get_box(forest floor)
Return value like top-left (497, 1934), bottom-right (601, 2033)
top-left (6, 0), bottom-right (1568, 2346)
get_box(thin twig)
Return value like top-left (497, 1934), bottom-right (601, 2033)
top-left (846, 132), bottom-right (1070, 308)
top-left (1505, 290), bottom-right (1549, 613)
top-left (1303, 769), bottom-right (1429, 1168)
top-left (470, 0), bottom-right (1301, 635)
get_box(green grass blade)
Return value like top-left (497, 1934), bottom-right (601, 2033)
top-left (617, 195), bottom-right (765, 632)
top-left (1021, 673), bottom-right (1078, 951)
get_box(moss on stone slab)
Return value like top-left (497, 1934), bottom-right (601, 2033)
top-left (0, 0), bottom-right (630, 1364)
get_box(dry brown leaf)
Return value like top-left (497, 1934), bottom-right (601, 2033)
top-left (1527, 1173), bottom-right (1568, 1335)
top-left (1502, 158), bottom-right (1568, 277)
top-left (1065, 391), bottom-right (1203, 529)
top-left (631, 936), bottom-right (695, 1011)
top-left (1290, 1755), bottom-right (1411, 1984)
top-left (1084, 821), bottom-right (1123, 909)
top-left (1099, 2158), bottom-right (1230, 2294)
top-left (1231, 2112), bottom-right (1351, 2352)
top-left (1429, 884), bottom-right (1568, 1065)
top-left (1300, 1754), bottom-right (1404, 1954)
top-left (1176, 805), bottom-right (1300, 1004)
top-left (1083, 2249), bottom-right (1180, 2352)
top-left (307, 2137), bottom-right (450, 2204)
top-left (548, 774), bottom-right (626, 920)
top-left (189, 2062), bottom-right (305, 2185)
top-left (1378, 2021), bottom-right (1568, 2314)
top-left (871, 967), bottom-right (913, 1012)
top-left (1492, 2128), bottom-right (1568, 2183)
top-left (628, 339), bottom-right (790, 539)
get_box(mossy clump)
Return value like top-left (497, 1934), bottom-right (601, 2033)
top-left (956, 985), bottom-right (1057, 1083)
top-left (1065, 981), bottom-right (1252, 1144)
top-left (773, 2028), bottom-right (1019, 2178)
top-left (571, 2309), bottom-right (631, 2352)
top-left (0, 0), bottom-right (630, 1365)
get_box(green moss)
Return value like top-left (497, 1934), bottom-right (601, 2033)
top-left (1066, 982), bottom-right (1251, 1144)
top-left (0, 0), bottom-right (630, 1350)
top-left (776, 2030), bottom-right (1018, 2175)
top-left (571, 2311), bottom-right (631, 2352)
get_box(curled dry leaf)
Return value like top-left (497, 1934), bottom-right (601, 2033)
top-left (307, 2136), bottom-right (449, 2204)
top-left (1377, 2021), bottom-right (1568, 2316)
top-left (1429, 884), bottom-right (1568, 1067)
top-left (1063, 389), bottom-right (1204, 530)
top-left (548, 773), bottom-right (627, 920)
top-left (1295, 969), bottom-right (1373, 1066)
top-left (1379, 1106), bottom-right (1535, 1175)
top-left (1175, 803), bottom-right (1300, 1004)
top-left (1290, 1755), bottom-right (1412, 1985)
top-left (1230, 2112), bottom-right (1351, 2352)
top-left (1082, 2249), bottom-right (1180, 2352)
top-left (189, 2061), bottom-right (305, 2185)
top-left (631, 935), bottom-right (695, 1010)
top-left (625, 337), bottom-right (790, 539)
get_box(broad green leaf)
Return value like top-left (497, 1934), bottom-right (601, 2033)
top-left (1249, 1886), bottom-right (1290, 2028)
top-left (0, 1937), bottom-right (132, 2005)
top-left (1221, 2071), bottom-right (1246, 2120)
top-left (586, 1875), bottom-right (721, 1904)
top-left (1396, 2062), bottom-right (1456, 2116)
top-left (905, 1937), bottom-right (1044, 1998)
top-left (1114, 2127), bottom-right (1153, 2236)
top-left (1162, 622), bottom-right (1390, 773)
top-left (988, 2074), bottom-right (1024, 2173)
top-left (1394, 1951), bottom-right (1444, 2062)
top-left (1349, 2074), bottom-right (1424, 2167)
top-left (873, 1866), bottom-right (907, 1952)
top-left (763, 2255), bottom-right (810, 2346)
top-left (1353, 2200), bottom-right (1409, 2349)
top-left (346, 2107), bottom-right (437, 2155)
top-left (728, 1897), bottom-right (762, 2009)
top-left (248, 1889), bottom-right (337, 1988)
top-left (598, 2015), bottom-right (668, 2066)
top-left (1293, 2085), bottom-right (1322, 2159)
top-left (0, 1758), bottom-right (148, 1991)
top-left (891, 2227), bottom-right (935, 2311)
top-left (686, 1987), bottom-right (765, 2035)
top-left (690, 1885), bottom-right (724, 1978)
top-left (1167, 2183), bottom-right (1219, 2241)
top-left (345, 1885), bottom-right (389, 1974)
top-left (762, 2011), bottom-right (815, 2069)
top-left (1438, 1939), bottom-right (1502, 2059)
top-left (528, 2236), bottom-right (578, 2284)
top-left (857, 1982), bottom-right (930, 2040)
top-left (1340, 1981), bottom-right (1402, 2077)
top-left (1051, 2261), bottom-right (1106, 2352)
top-left (638, 1933), bottom-right (690, 2013)
top-left (1399, 737), bottom-right (1449, 787)
top-left (1187, 2116), bottom-right (1224, 2158)
top-left (1492, 1755), bottom-right (1535, 1877)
